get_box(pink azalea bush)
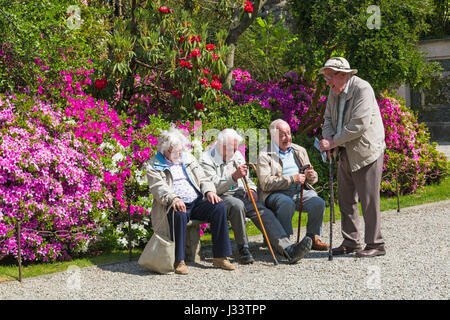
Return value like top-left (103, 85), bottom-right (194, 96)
top-left (378, 94), bottom-right (448, 194)
top-left (0, 93), bottom-right (113, 261)
top-left (0, 46), bottom-right (156, 259)
top-left (0, 47), bottom-right (212, 260)
top-left (56, 66), bottom-right (167, 251)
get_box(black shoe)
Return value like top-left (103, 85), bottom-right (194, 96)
top-left (283, 236), bottom-right (312, 264)
top-left (238, 247), bottom-right (255, 264)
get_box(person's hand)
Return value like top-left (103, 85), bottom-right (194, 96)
top-left (172, 198), bottom-right (186, 213)
top-left (232, 164), bottom-right (248, 181)
top-left (206, 191), bottom-right (223, 204)
top-left (319, 137), bottom-right (335, 152)
top-left (245, 190), bottom-right (258, 202)
top-left (305, 166), bottom-right (315, 181)
top-left (292, 173), bottom-right (306, 184)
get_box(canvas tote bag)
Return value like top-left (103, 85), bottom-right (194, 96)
top-left (138, 211), bottom-right (175, 274)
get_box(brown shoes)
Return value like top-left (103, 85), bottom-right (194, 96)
top-left (331, 244), bottom-right (386, 257)
top-left (175, 258), bottom-right (235, 274)
top-left (311, 237), bottom-right (330, 251)
top-left (174, 260), bottom-right (188, 275)
top-left (331, 245), bottom-right (363, 255)
top-left (355, 246), bottom-right (386, 258)
top-left (213, 257), bottom-right (235, 271)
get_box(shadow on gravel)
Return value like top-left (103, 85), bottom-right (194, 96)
top-left (201, 241), bottom-right (288, 266)
top-left (95, 238), bottom-right (351, 277)
top-left (304, 251), bottom-right (359, 259)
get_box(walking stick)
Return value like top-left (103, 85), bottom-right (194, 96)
top-left (328, 156), bottom-right (334, 261)
top-left (234, 163), bottom-right (279, 265)
top-left (296, 164), bottom-right (311, 243)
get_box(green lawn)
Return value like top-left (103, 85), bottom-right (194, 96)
top-left (1, 176), bottom-right (449, 282)
top-left (0, 249), bottom-right (143, 283)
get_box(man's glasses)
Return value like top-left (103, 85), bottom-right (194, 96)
top-left (323, 71), bottom-right (340, 82)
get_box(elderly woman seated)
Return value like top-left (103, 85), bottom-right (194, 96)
top-left (146, 128), bottom-right (234, 274)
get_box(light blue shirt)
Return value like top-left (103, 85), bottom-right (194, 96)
top-left (272, 142), bottom-right (299, 176)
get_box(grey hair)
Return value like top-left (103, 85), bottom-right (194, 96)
top-left (157, 128), bottom-right (191, 154)
top-left (217, 128), bottom-right (243, 145)
top-left (269, 119), bottom-right (290, 140)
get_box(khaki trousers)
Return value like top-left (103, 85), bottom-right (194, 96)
top-left (337, 149), bottom-right (384, 249)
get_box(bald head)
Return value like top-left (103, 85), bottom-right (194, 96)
top-left (269, 119), bottom-right (292, 152)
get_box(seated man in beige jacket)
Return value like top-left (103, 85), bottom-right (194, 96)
top-left (257, 119), bottom-right (329, 251)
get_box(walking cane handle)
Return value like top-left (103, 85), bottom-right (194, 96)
top-left (298, 164), bottom-right (311, 173)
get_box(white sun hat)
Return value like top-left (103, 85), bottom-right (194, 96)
top-left (318, 57), bottom-right (358, 75)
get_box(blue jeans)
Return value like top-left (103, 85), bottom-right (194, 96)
top-left (168, 196), bottom-right (232, 262)
top-left (265, 185), bottom-right (325, 238)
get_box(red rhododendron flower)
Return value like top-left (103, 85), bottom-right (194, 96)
top-left (211, 80), bottom-right (222, 90)
top-left (171, 90), bottom-right (181, 99)
top-left (179, 60), bottom-right (193, 69)
top-left (191, 47), bottom-right (201, 58)
top-left (158, 6), bottom-right (170, 13)
top-left (202, 68), bottom-right (210, 76)
top-left (95, 78), bottom-right (107, 90)
top-left (244, 1), bottom-right (253, 13)
top-left (190, 35), bottom-right (201, 43)
top-left (195, 102), bottom-right (205, 110)
top-left (199, 78), bottom-right (209, 87)
top-left (206, 44), bottom-right (216, 51)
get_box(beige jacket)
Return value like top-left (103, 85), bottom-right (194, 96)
top-left (145, 151), bottom-right (216, 238)
top-left (199, 144), bottom-right (256, 196)
top-left (322, 75), bottom-right (385, 172)
top-left (256, 143), bottom-right (318, 205)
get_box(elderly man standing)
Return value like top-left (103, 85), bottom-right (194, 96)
top-left (318, 57), bottom-right (386, 258)
top-left (146, 128), bottom-right (234, 274)
top-left (200, 129), bottom-right (312, 264)
top-left (257, 120), bottom-right (329, 251)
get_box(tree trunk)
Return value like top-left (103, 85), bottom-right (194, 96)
top-left (224, 0), bottom-right (268, 88)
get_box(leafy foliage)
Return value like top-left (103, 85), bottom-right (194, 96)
top-left (288, 0), bottom-right (441, 93)
top-left (235, 15), bottom-right (298, 82)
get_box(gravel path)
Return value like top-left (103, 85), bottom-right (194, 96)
top-left (1, 200), bottom-right (449, 300)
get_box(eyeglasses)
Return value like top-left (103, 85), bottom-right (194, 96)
top-left (323, 71), bottom-right (340, 82)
